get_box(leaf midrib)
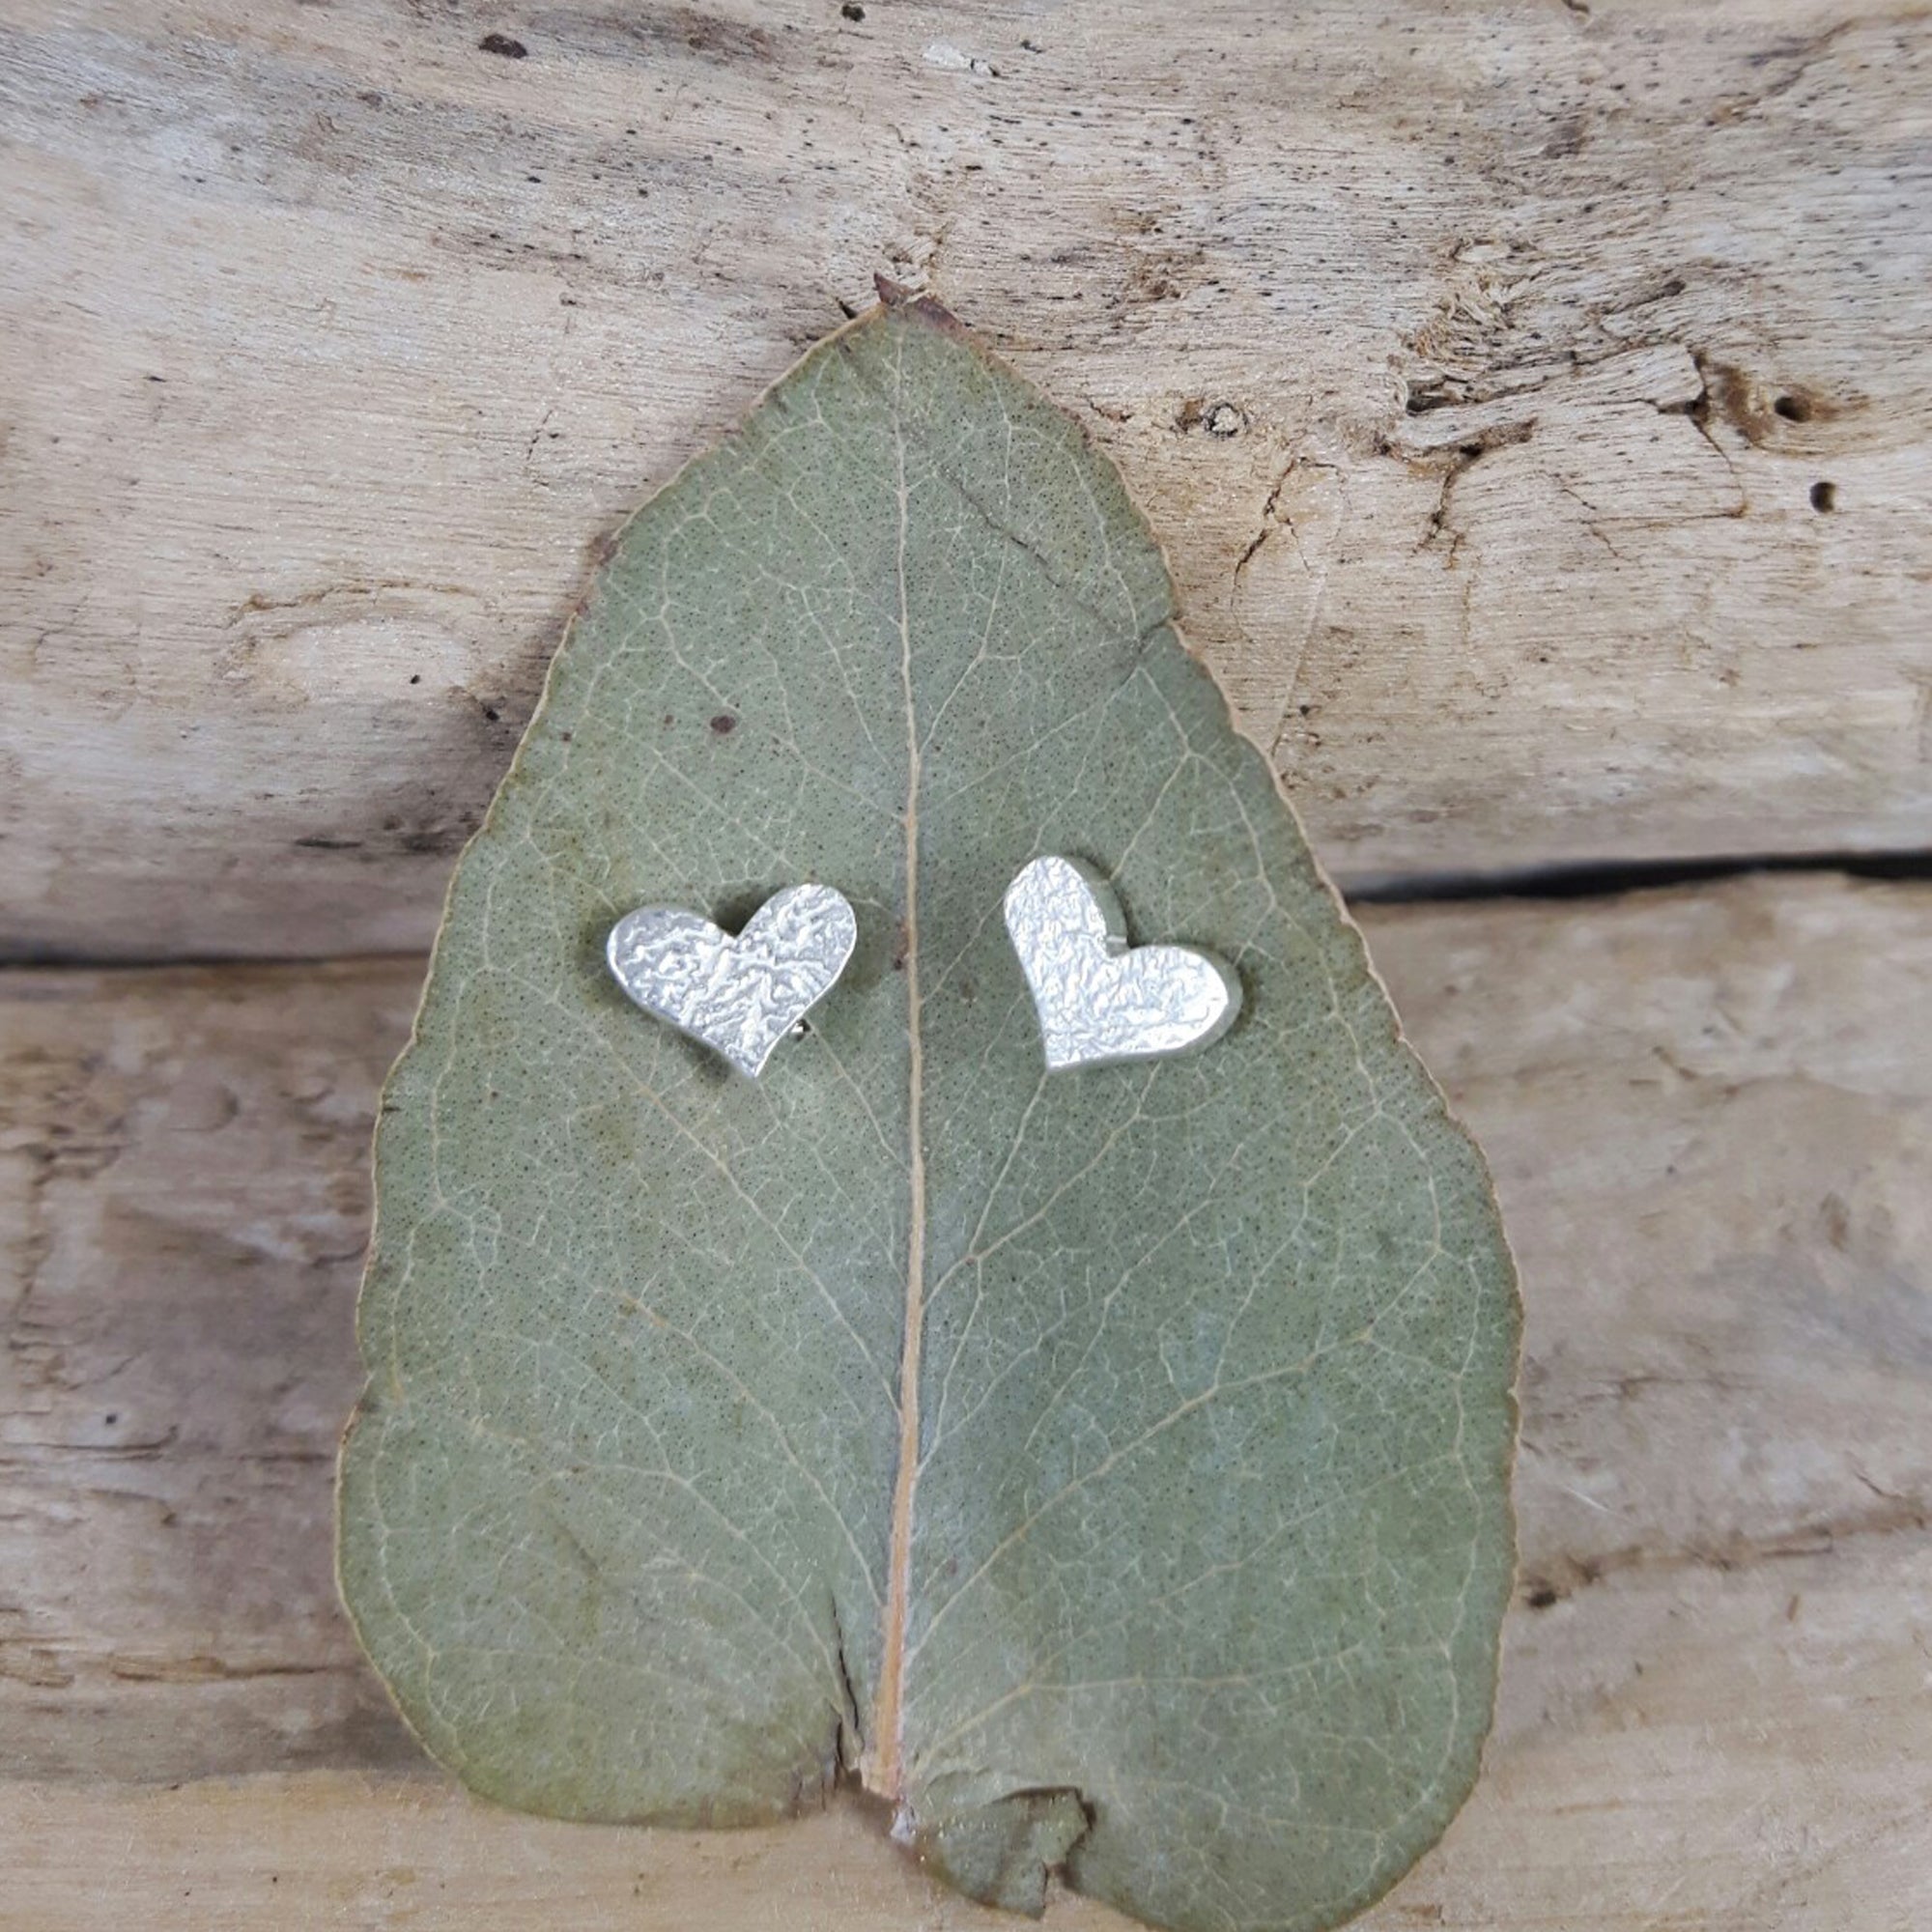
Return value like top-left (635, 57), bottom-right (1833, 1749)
top-left (866, 335), bottom-right (923, 1805)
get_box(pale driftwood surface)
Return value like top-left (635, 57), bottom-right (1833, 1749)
top-left (4, 0), bottom-right (1930, 958)
top-left (4, 874), bottom-right (1928, 1929)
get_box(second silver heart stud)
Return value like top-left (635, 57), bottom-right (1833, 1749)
top-left (1004, 856), bottom-right (1241, 1071)
top-left (607, 884), bottom-right (858, 1079)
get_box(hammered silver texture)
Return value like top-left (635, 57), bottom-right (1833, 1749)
top-left (606, 884), bottom-right (858, 1078)
top-left (1002, 856), bottom-right (1242, 1071)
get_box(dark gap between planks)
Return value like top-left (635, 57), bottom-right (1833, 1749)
top-left (1347, 848), bottom-right (1932, 906)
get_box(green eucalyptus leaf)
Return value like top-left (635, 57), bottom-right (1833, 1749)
top-left (338, 296), bottom-right (1520, 1932)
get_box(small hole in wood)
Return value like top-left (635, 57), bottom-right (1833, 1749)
top-left (1809, 480), bottom-right (1837, 513)
top-left (1774, 393), bottom-right (1812, 423)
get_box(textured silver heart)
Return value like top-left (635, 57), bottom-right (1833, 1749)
top-left (1004, 856), bottom-right (1242, 1071)
top-left (606, 884), bottom-right (858, 1078)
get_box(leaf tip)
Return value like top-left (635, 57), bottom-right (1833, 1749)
top-left (872, 271), bottom-right (970, 339)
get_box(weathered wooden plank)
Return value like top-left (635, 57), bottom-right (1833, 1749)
top-left (4, 1777), bottom-right (1136, 1932)
top-left (3, 1), bottom-right (1928, 956)
top-left (2, 874), bottom-right (1928, 1926)
top-left (0, 960), bottom-right (421, 1776)
top-left (7, 1527), bottom-right (1925, 1932)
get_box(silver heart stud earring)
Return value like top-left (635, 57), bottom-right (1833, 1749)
top-left (1003, 856), bottom-right (1241, 1071)
top-left (606, 883), bottom-right (858, 1078)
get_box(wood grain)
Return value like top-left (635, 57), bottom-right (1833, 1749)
top-left (4, 0), bottom-right (1929, 958)
top-left (3, 873), bottom-right (1927, 1928)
